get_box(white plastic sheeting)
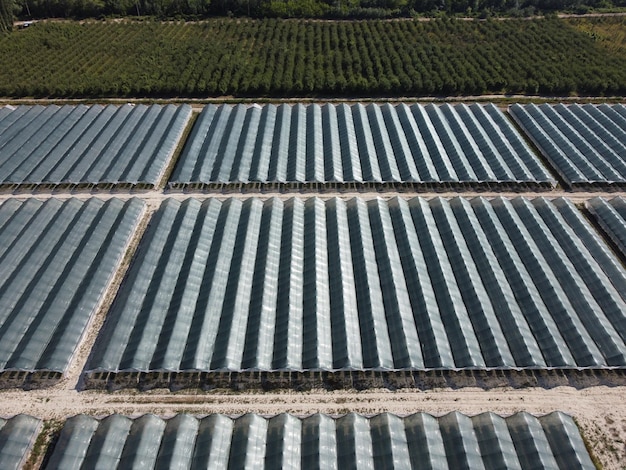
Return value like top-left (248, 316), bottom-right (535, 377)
top-left (509, 103), bottom-right (626, 187)
top-left (170, 103), bottom-right (554, 187)
top-left (0, 415), bottom-right (41, 470)
top-left (587, 196), bottom-right (626, 258)
top-left (88, 196), bottom-right (626, 373)
top-left (0, 197), bottom-right (145, 373)
top-left (0, 104), bottom-right (191, 186)
top-left (44, 412), bottom-right (594, 469)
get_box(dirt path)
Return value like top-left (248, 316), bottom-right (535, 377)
top-left (12, 12), bottom-right (626, 28)
top-left (2, 96), bottom-right (626, 107)
top-left (1, 189), bottom-right (625, 205)
top-left (1, 384), bottom-right (622, 421)
top-left (1, 385), bottom-right (624, 467)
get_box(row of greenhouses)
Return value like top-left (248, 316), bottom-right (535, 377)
top-left (87, 196), bottom-right (626, 375)
top-left (510, 103), bottom-right (626, 187)
top-left (2, 196), bottom-right (626, 386)
top-left (0, 412), bottom-right (595, 470)
top-left (0, 104), bottom-right (191, 188)
top-left (0, 198), bottom-right (144, 376)
top-left (1, 103), bottom-right (625, 189)
top-left (169, 103), bottom-right (554, 187)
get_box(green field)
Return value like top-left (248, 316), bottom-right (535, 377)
top-left (1, 17), bottom-right (626, 98)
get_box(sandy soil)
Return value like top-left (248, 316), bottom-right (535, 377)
top-left (0, 385), bottom-right (624, 468)
top-left (1, 189), bottom-right (626, 205)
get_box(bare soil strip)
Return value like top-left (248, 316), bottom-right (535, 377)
top-left (0, 386), bottom-right (624, 467)
top-left (0, 189), bottom-right (625, 205)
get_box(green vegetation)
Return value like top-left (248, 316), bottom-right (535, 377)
top-left (567, 15), bottom-right (626, 55)
top-left (9, 0), bottom-right (626, 19)
top-left (24, 420), bottom-right (63, 470)
top-left (0, 0), bottom-right (13, 33)
top-left (1, 17), bottom-right (625, 97)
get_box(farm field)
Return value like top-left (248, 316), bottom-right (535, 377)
top-left (1, 100), bottom-right (626, 467)
top-left (1, 0), bottom-right (625, 454)
top-left (0, 17), bottom-right (626, 98)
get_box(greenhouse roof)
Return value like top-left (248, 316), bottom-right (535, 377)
top-left (44, 412), bottom-right (594, 469)
top-left (587, 196), bottom-right (626, 258)
top-left (0, 104), bottom-right (191, 187)
top-left (0, 415), bottom-right (40, 470)
top-left (88, 196), bottom-right (626, 374)
top-left (0, 197), bottom-right (144, 375)
top-left (170, 103), bottom-right (555, 188)
top-left (509, 103), bottom-right (626, 188)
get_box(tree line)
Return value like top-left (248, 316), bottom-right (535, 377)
top-left (6, 0), bottom-right (626, 20)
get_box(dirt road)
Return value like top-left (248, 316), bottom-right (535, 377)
top-left (1, 385), bottom-right (624, 468)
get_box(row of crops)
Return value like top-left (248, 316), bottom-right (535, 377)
top-left (1, 18), bottom-right (626, 97)
top-left (1, 102), bottom-right (626, 190)
top-left (0, 412), bottom-right (597, 469)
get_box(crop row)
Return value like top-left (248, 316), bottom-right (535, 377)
top-left (0, 17), bottom-right (625, 97)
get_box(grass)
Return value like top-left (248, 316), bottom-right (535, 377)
top-left (566, 16), bottom-right (626, 56)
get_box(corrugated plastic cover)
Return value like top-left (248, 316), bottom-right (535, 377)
top-left (509, 103), bottom-right (626, 186)
top-left (170, 103), bottom-right (554, 185)
top-left (0, 197), bottom-right (145, 372)
top-left (587, 196), bottom-right (626, 257)
top-left (0, 104), bottom-right (191, 185)
top-left (88, 196), bottom-right (626, 373)
top-left (0, 415), bottom-right (41, 470)
top-left (44, 412), bottom-right (594, 469)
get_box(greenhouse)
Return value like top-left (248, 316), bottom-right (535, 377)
top-left (0, 197), bottom-right (144, 383)
top-left (87, 196), bottom-right (626, 381)
top-left (170, 103), bottom-right (555, 189)
top-left (0, 415), bottom-right (40, 470)
top-left (0, 104), bottom-right (191, 188)
top-left (44, 412), bottom-right (594, 469)
top-left (509, 103), bottom-right (626, 188)
top-left (587, 196), bottom-right (626, 258)
top-left (0, 98), bottom-right (622, 467)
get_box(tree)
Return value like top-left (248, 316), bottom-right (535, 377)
top-left (0, 0), bottom-right (13, 34)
